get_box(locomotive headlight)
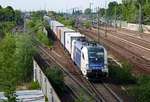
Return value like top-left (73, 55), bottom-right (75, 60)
top-left (102, 65), bottom-right (108, 72)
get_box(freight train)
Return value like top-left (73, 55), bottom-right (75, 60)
top-left (44, 16), bottom-right (109, 79)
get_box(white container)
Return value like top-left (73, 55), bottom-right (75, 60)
top-left (65, 32), bottom-right (84, 54)
top-left (60, 27), bottom-right (75, 46)
top-left (50, 21), bottom-right (54, 31)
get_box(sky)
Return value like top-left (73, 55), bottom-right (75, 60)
top-left (0, 0), bottom-right (122, 12)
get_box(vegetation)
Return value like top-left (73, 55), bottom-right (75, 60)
top-left (32, 10), bottom-right (47, 20)
top-left (0, 5), bottom-right (23, 40)
top-left (127, 75), bottom-right (150, 102)
top-left (0, 22), bottom-right (16, 39)
top-left (84, 8), bottom-right (92, 15)
top-left (15, 34), bottom-right (37, 82)
top-left (75, 88), bottom-right (95, 102)
top-left (84, 20), bottom-right (90, 28)
top-left (0, 5), bottom-right (23, 24)
top-left (28, 81), bottom-right (40, 90)
top-left (27, 19), bottom-right (52, 47)
top-left (109, 61), bottom-right (137, 84)
top-left (0, 5), bottom-right (32, 102)
top-left (56, 16), bottom-right (76, 30)
top-left (45, 96), bottom-right (48, 102)
top-left (0, 33), bottom-right (37, 101)
top-left (47, 12), bottom-right (76, 30)
top-left (45, 66), bottom-right (66, 96)
top-left (109, 60), bottom-right (150, 102)
top-left (98, 0), bottom-right (150, 25)
top-left (4, 88), bottom-right (18, 102)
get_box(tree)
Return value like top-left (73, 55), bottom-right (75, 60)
top-left (15, 34), bottom-right (37, 82)
top-left (107, 1), bottom-right (118, 17)
top-left (48, 11), bottom-right (57, 19)
top-left (98, 8), bottom-right (105, 17)
top-left (0, 6), bottom-right (15, 22)
top-left (46, 66), bottom-right (66, 96)
top-left (15, 10), bottom-right (23, 25)
top-left (0, 34), bottom-right (20, 102)
top-left (72, 9), bottom-right (82, 16)
top-left (5, 6), bottom-right (15, 21)
top-left (4, 88), bottom-right (18, 102)
top-left (32, 10), bottom-right (47, 20)
top-left (84, 20), bottom-right (90, 28)
top-left (84, 8), bottom-right (91, 15)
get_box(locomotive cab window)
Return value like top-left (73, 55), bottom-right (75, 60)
top-left (88, 48), bottom-right (104, 63)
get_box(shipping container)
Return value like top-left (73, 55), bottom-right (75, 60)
top-left (57, 27), bottom-right (62, 40)
top-left (50, 21), bottom-right (54, 30)
top-left (52, 21), bottom-right (64, 35)
top-left (60, 27), bottom-right (75, 46)
top-left (65, 32), bottom-right (85, 54)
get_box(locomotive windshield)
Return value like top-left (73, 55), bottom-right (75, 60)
top-left (88, 48), bottom-right (104, 63)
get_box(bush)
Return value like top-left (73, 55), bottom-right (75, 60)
top-left (84, 20), bottom-right (90, 29)
top-left (27, 20), bottom-right (36, 29)
top-left (43, 20), bottom-right (49, 30)
top-left (45, 96), bottom-right (48, 102)
top-left (36, 31), bottom-right (51, 46)
top-left (0, 22), bottom-right (15, 33)
top-left (127, 75), bottom-right (150, 102)
top-left (0, 30), bottom-right (5, 38)
top-left (45, 66), bottom-right (66, 96)
top-left (28, 81), bottom-right (40, 90)
top-left (109, 61), bottom-right (137, 84)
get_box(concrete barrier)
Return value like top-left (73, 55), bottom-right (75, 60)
top-left (112, 20), bottom-right (150, 34)
top-left (33, 59), bottom-right (61, 102)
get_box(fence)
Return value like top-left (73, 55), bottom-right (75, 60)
top-left (33, 59), bottom-right (61, 102)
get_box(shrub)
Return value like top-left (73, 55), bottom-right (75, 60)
top-left (27, 20), bottom-right (36, 29)
top-left (45, 96), bottom-right (48, 102)
top-left (45, 66), bottom-right (66, 96)
top-left (0, 30), bottom-right (5, 38)
top-left (109, 61), bottom-right (137, 84)
top-left (36, 31), bottom-right (51, 46)
top-left (41, 36), bottom-right (50, 46)
top-left (127, 75), bottom-right (150, 102)
top-left (28, 81), bottom-right (40, 90)
top-left (84, 20), bottom-right (90, 29)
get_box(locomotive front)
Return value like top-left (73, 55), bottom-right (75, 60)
top-left (85, 46), bottom-right (108, 79)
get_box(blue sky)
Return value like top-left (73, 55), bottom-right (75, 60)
top-left (0, 0), bottom-right (122, 12)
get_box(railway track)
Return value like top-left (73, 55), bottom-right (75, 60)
top-left (78, 27), bottom-right (150, 74)
top-left (93, 24), bottom-right (150, 41)
top-left (94, 26), bottom-right (150, 50)
top-left (91, 27), bottom-right (150, 59)
top-left (39, 45), bottom-right (104, 102)
top-left (36, 38), bottom-right (123, 102)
